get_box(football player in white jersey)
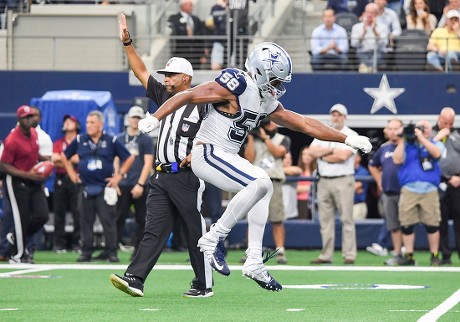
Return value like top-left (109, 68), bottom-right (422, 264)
top-left (138, 42), bottom-right (372, 291)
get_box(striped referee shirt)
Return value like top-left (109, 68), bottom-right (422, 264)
top-left (146, 76), bottom-right (206, 164)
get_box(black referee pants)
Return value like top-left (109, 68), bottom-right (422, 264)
top-left (5, 175), bottom-right (49, 260)
top-left (127, 169), bottom-right (212, 290)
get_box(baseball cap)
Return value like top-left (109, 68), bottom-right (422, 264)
top-left (156, 57), bottom-right (193, 77)
top-left (446, 9), bottom-right (460, 19)
top-left (329, 103), bottom-right (348, 116)
top-left (63, 114), bottom-right (79, 123)
top-left (128, 106), bottom-right (145, 119)
top-left (16, 105), bottom-right (35, 118)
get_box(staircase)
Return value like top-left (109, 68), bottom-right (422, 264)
top-left (275, 0), bottom-right (326, 72)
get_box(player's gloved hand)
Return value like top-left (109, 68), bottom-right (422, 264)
top-left (345, 135), bottom-right (372, 154)
top-left (138, 113), bottom-right (160, 134)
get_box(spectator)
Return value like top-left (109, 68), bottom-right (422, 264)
top-left (426, 10), bottom-right (460, 71)
top-left (110, 13), bottom-right (214, 298)
top-left (115, 106), bottom-right (154, 258)
top-left (168, 0), bottom-right (207, 70)
top-left (393, 120), bottom-right (444, 266)
top-left (406, 0), bottom-right (438, 35)
top-left (327, 0), bottom-right (350, 14)
top-left (427, 0), bottom-right (448, 22)
top-left (206, 0), bottom-right (229, 70)
top-left (244, 119), bottom-right (291, 264)
top-left (387, 0), bottom-right (404, 16)
top-left (350, 3), bottom-right (389, 71)
top-left (353, 151), bottom-right (370, 220)
top-left (437, 0), bottom-right (460, 27)
top-left (51, 115), bottom-right (82, 254)
top-left (432, 107), bottom-right (458, 265)
top-left (62, 110), bottom-right (135, 263)
top-left (375, 0), bottom-right (402, 49)
top-left (352, 0), bottom-right (371, 18)
top-left (297, 146), bottom-right (315, 220)
top-left (309, 104), bottom-right (358, 265)
top-left (368, 118), bottom-right (404, 266)
top-left (282, 152), bottom-right (302, 220)
top-left (310, 8), bottom-right (349, 71)
top-left (0, 105), bottom-right (50, 263)
top-left (2, 105), bottom-right (56, 258)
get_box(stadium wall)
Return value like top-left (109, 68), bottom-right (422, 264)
top-left (1, 71), bottom-right (459, 140)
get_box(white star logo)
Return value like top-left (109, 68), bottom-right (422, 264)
top-left (364, 74), bottom-right (405, 114)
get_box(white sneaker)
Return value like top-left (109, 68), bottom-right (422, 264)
top-left (366, 243), bottom-right (388, 257)
top-left (242, 258), bottom-right (282, 291)
top-left (384, 255), bottom-right (402, 266)
top-left (118, 243), bottom-right (134, 253)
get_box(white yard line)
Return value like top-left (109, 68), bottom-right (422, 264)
top-left (417, 288), bottom-right (460, 322)
top-left (1, 264), bottom-right (460, 272)
top-left (0, 267), bottom-right (56, 276)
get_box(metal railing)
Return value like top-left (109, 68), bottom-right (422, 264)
top-left (2, 31), bottom-right (459, 72)
top-left (285, 175), bottom-right (375, 221)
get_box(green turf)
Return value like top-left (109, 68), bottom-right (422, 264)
top-left (1, 250), bottom-right (459, 321)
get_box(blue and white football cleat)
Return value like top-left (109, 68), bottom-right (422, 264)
top-left (198, 234), bottom-right (230, 276)
top-left (242, 259), bottom-right (282, 292)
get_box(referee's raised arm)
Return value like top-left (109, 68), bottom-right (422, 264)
top-left (119, 12), bottom-right (150, 89)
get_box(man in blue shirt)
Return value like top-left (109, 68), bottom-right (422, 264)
top-left (393, 120), bottom-right (444, 266)
top-left (62, 110), bottom-right (134, 263)
top-left (310, 8), bottom-right (349, 71)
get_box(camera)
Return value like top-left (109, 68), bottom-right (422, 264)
top-left (248, 118), bottom-right (270, 138)
top-left (401, 122), bottom-right (424, 144)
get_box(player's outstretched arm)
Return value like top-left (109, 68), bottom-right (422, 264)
top-left (270, 105), bottom-right (347, 142)
top-left (119, 12), bottom-right (150, 88)
top-left (270, 104), bottom-right (372, 153)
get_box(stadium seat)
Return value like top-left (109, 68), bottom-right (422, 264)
top-left (335, 12), bottom-right (359, 36)
top-left (335, 12), bottom-right (359, 71)
top-left (394, 29), bottom-right (429, 71)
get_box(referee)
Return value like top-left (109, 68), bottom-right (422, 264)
top-left (110, 13), bottom-right (213, 298)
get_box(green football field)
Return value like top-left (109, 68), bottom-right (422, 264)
top-left (1, 250), bottom-right (459, 322)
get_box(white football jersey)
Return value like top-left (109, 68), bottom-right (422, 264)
top-left (196, 68), bottom-right (279, 154)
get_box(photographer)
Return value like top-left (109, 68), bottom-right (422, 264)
top-left (393, 120), bottom-right (444, 266)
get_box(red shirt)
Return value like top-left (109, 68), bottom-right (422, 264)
top-left (1, 126), bottom-right (39, 172)
top-left (53, 136), bottom-right (74, 175)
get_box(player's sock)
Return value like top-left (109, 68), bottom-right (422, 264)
top-left (208, 222), bottom-right (231, 240)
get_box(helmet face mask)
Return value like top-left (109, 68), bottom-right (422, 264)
top-left (245, 42), bottom-right (292, 100)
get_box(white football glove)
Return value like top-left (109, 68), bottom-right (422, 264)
top-left (345, 135), bottom-right (372, 154)
top-left (138, 113), bottom-right (160, 134)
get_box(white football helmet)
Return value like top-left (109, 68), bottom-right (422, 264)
top-left (245, 42), bottom-right (292, 100)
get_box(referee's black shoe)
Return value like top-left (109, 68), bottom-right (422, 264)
top-left (182, 288), bottom-right (214, 298)
top-left (110, 273), bottom-right (144, 297)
